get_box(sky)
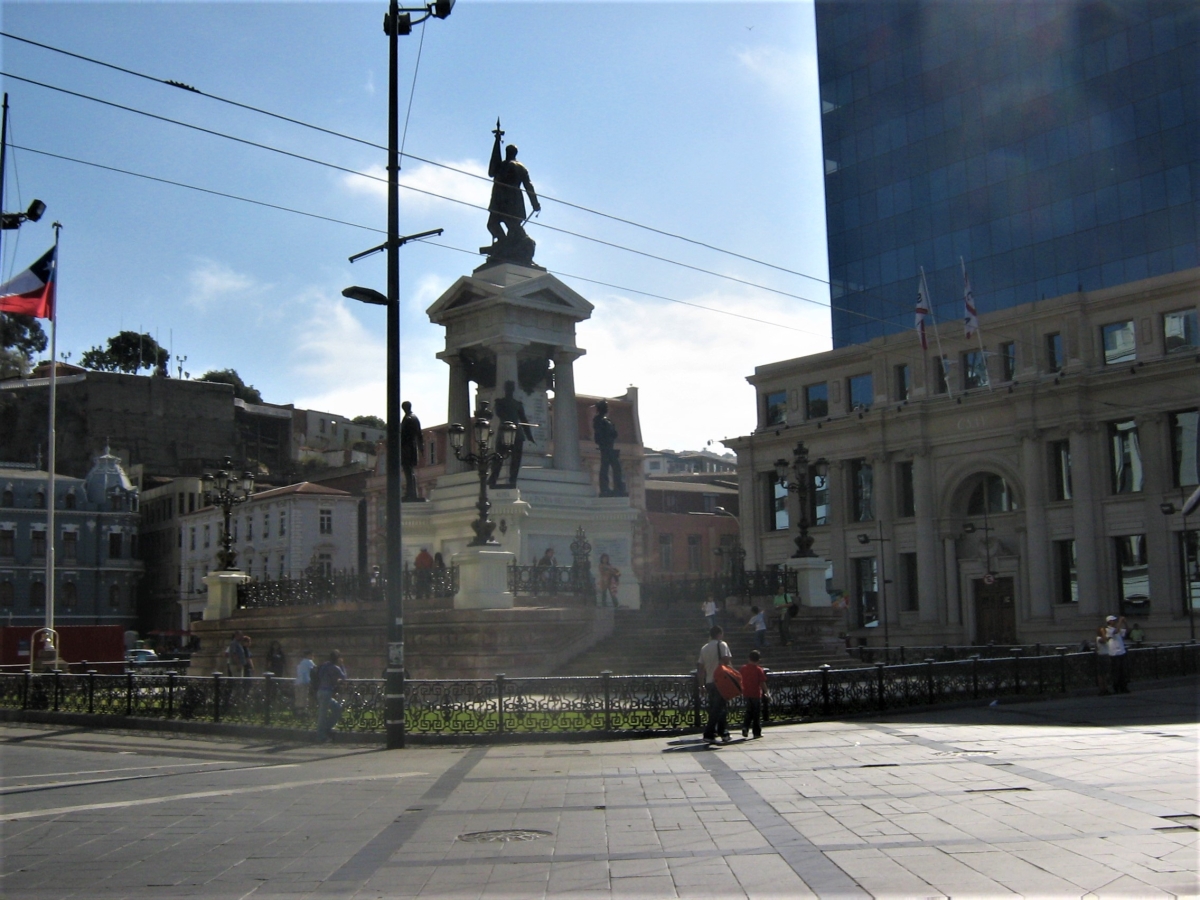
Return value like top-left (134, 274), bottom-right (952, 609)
top-left (0, 0), bottom-right (832, 454)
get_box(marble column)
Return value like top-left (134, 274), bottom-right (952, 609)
top-left (552, 349), bottom-right (583, 471)
top-left (913, 450), bottom-right (941, 623)
top-left (1138, 414), bottom-right (1172, 619)
top-left (1021, 433), bottom-right (1053, 619)
top-left (492, 341), bottom-right (523, 399)
top-left (1069, 425), bottom-right (1102, 618)
top-left (444, 353), bottom-right (471, 475)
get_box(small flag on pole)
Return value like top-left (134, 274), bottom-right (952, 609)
top-left (915, 274), bottom-right (930, 351)
top-left (0, 245), bottom-right (56, 319)
top-left (963, 259), bottom-right (978, 339)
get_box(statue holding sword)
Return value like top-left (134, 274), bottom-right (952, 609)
top-left (481, 119), bottom-right (542, 267)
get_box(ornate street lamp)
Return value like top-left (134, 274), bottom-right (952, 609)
top-left (449, 400), bottom-right (517, 547)
top-left (202, 457), bottom-right (255, 571)
top-left (774, 442), bottom-right (829, 559)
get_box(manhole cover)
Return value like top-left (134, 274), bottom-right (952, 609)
top-left (458, 829), bottom-right (552, 843)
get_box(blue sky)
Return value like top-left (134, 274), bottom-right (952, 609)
top-left (1, 0), bottom-right (831, 452)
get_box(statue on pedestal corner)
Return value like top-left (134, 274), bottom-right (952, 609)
top-left (480, 119), bottom-right (541, 268)
top-left (592, 399), bottom-right (627, 497)
top-left (400, 400), bottom-right (424, 501)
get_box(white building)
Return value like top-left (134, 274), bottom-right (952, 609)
top-left (292, 408), bottom-right (385, 459)
top-left (178, 482), bottom-right (360, 624)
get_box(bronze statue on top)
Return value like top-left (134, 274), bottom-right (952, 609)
top-left (593, 399), bottom-right (627, 497)
top-left (480, 119), bottom-right (542, 268)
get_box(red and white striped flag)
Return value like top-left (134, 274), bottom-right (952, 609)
top-left (915, 273), bottom-right (931, 351)
top-left (0, 245), bottom-right (56, 319)
top-left (962, 258), bottom-right (978, 339)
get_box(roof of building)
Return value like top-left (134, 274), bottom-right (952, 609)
top-left (249, 481), bottom-right (352, 501)
top-left (643, 480), bottom-right (737, 495)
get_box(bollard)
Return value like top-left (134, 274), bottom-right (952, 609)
top-left (264, 674), bottom-right (273, 727)
top-left (1055, 647), bottom-right (1067, 693)
top-left (496, 673), bottom-right (506, 737)
top-left (601, 670), bottom-right (613, 735)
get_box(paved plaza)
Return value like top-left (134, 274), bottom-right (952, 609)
top-left (1, 682), bottom-right (1197, 899)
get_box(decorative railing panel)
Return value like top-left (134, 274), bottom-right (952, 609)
top-left (237, 567), bottom-right (459, 609)
top-left (642, 569), bottom-right (798, 605)
top-left (507, 565), bottom-right (588, 598)
top-left (2, 644), bottom-right (1194, 739)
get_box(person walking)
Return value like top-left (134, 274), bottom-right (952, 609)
top-left (1094, 624), bottom-right (1110, 694)
top-left (1104, 615), bottom-right (1130, 694)
top-left (314, 650), bottom-right (348, 742)
top-left (773, 590), bottom-right (791, 645)
top-left (739, 649), bottom-right (767, 739)
top-left (294, 649), bottom-right (315, 715)
top-left (697, 626), bottom-right (733, 743)
top-left (265, 641), bottom-right (286, 677)
top-left (226, 632), bottom-right (246, 677)
top-left (598, 554), bottom-right (620, 608)
top-left (747, 605), bottom-right (768, 649)
top-left (702, 599), bottom-right (718, 630)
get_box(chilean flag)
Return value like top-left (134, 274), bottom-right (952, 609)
top-left (0, 245), bottom-right (56, 319)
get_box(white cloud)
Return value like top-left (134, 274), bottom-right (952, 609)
top-left (185, 259), bottom-right (264, 310)
top-left (341, 159), bottom-right (491, 217)
top-left (735, 45), bottom-right (809, 99)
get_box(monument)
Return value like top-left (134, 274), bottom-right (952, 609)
top-left (401, 122), bottom-right (642, 610)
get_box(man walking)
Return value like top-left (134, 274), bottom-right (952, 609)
top-left (1104, 615), bottom-right (1130, 694)
top-left (697, 626), bottom-right (733, 743)
top-left (314, 650), bottom-right (348, 742)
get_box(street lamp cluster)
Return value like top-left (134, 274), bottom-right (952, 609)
top-left (448, 402), bottom-right (517, 547)
top-left (774, 441), bottom-right (828, 559)
top-left (202, 458), bottom-right (255, 571)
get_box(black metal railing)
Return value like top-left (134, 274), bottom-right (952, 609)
top-left (642, 568), bottom-right (799, 605)
top-left (236, 566), bottom-right (459, 609)
top-left (848, 640), bottom-right (1185, 666)
top-left (508, 565), bottom-right (593, 599)
top-left (3, 643), bottom-right (1194, 740)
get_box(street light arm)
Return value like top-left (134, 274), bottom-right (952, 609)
top-left (348, 227), bottom-right (444, 263)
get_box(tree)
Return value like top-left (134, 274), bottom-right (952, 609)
top-left (0, 313), bottom-right (48, 378)
top-left (352, 414), bottom-right (386, 429)
top-left (80, 331), bottom-right (169, 376)
top-left (197, 368), bottom-right (263, 403)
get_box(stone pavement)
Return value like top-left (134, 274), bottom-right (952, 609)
top-left (1, 682), bottom-right (1196, 899)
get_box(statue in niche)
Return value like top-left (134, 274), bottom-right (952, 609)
top-left (489, 380), bottom-right (536, 489)
top-left (480, 120), bottom-right (541, 268)
top-left (592, 399), bottom-right (627, 497)
top-left (400, 401), bottom-right (424, 501)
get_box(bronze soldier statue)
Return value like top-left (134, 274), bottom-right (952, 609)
top-left (482, 120), bottom-right (541, 266)
top-left (489, 381), bottom-right (535, 488)
top-left (400, 401), bottom-right (424, 501)
top-left (592, 399), bottom-right (627, 497)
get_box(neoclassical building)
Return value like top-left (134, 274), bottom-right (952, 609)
top-left (726, 268), bottom-right (1199, 647)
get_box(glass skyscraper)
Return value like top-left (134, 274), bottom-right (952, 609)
top-left (816, 1), bottom-right (1198, 348)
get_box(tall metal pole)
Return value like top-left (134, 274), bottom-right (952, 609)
top-left (0, 93), bottom-right (8, 263)
top-left (384, 0), bottom-right (406, 750)
top-left (877, 520), bottom-right (889, 649)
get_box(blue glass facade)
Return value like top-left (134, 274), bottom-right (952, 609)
top-left (817, 1), bottom-right (1199, 347)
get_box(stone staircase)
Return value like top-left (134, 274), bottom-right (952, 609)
top-left (552, 604), bottom-right (858, 676)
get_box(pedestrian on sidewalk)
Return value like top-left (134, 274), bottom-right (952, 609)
top-left (1104, 615), bottom-right (1129, 694)
top-left (702, 599), bottom-right (718, 630)
top-left (226, 631), bottom-right (246, 677)
top-left (294, 648), bottom-right (315, 714)
top-left (1094, 624), bottom-right (1110, 694)
top-left (747, 605), bottom-right (767, 649)
top-left (739, 649), bottom-right (767, 739)
top-left (314, 650), bottom-right (348, 742)
top-left (697, 626), bottom-right (732, 743)
top-left (239, 634), bottom-right (254, 677)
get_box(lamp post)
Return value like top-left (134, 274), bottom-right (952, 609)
top-left (342, 0), bottom-right (452, 753)
top-left (857, 525), bottom-right (890, 649)
top-left (449, 401), bottom-right (517, 546)
top-left (774, 442), bottom-right (829, 559)
top-left (201, 457), bottom-right (255, 571)
top-left (1160, 498), bottom-right (1196, 642)
top-left (711, 505), bottom-right (746, 588)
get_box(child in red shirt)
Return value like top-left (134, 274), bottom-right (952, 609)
top-left (739, 650), bottom-right (767, 739)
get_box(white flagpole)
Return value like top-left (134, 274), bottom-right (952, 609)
top-left (44, 224), bottom-right (60, 638)
top-left (921, 266), bottom-right (954, 399)
top-left (962, 257), bottom-right (992, 391)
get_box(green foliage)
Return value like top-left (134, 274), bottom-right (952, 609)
top-left (196, 368), bottom-right (263, 403)
top-left (352, 414), bottom-right (386, 429)
top-left (80, 331), bottom-right (169, 376)
top-left (0, 313), bottom-right (48, 377)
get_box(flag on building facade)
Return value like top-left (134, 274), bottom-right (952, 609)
top-left (915, 273), bottom-right (931, 351)
top-left (962, 259), bottom-right (978, 339)
top-left (0, 245), bottom-right (56, 319)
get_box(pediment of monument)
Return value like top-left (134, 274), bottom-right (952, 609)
top-left (427, 268), bottom-right (594, 324)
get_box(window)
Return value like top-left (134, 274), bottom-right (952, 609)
top-left (30, 581), bottom-right (44, 610)
top-left (246, 516), bottom-right (253, 541)
top-left (0, 529), bottom-right (12, 557)
top-left (61, 581), bottom-right (77, 611)
top-left (428, 440), bottom-right (437, 466)
top-left (899, 552), bottom-right (919, 612)
top-left (1055, 540), bottom-right (1078, 603)
top-left (189, 527), bottom-right (196, 551)
top-left (764, 390), bottom-right (787, 427)
top-left (32, 530), bottom-right (46, 558)
top-left (263, 512), bottom-right (270, 539)
top-left (279, 511), bottom-right (287, 536)
top-left (687, 534), bottom-right (702, 572)
top-left (1164, 309), bottom-right (1198, 354)
top-left (1050, 440), bottom-right (1072, 500)
top-left (1046, 332), bottom-right (1063, 371)
top-left (319, 418), bottom-right (326, 434)
top-left (851, 459), bottom-right (874, 521)
top-left (767, 473), bottom-right (789, 531)
top-left (279, 555), bottom-right (286, 579)
top-left (1181, 531), bottom-right (1199, 614)
top-left (319, 509), bottom-right (333, 535)
top-left (999, 342), bottom-right (1016, 381)
top-left (897, 461), bottom-right (915, 517)
top-left (658, 533), bottom-right (674, 570)
top-left (1114, 535), bottom-right (1149, 610)
top-left (1109, 420), bottom-right (1143, 493)
top-left (108, 584), bottom-right (121, 608)
top-left (109, 532), bottom-right (123, 559)
top-left (894, 364), bottom-right (910, 401)
top-left (0, 582), bottom-right (12, 608)
top-left (810, 468), bottom-right (829, 526)
top-left (1170, 410), bottom-right (1199, 487)
top-left (804, 383), bottom-right (828, 419)
top-left (854, 556), bottom-right (878, 628)
top-left (967, 474), bottom-right (1018, 513)
top-left (63, 491), bottom-right (75, 510)
top-left (178, 526), bottom-right (183, 549)
top-left (1, 489), bottom-right (11, 507)
top-left (62, 530), bottom-right (77, 561)
top-left (1101, 320), bottom-right (1136, 365)
top-left (188, 493), bottom-right (195, 513)
top-left (203, 524), bottom-right (210, 549)
top-left (848, 373), bottom-right (873, 410)
top-left (962, 349), bottom-right (988, 389)
top-left (35, 490), bottom-right (45, 509)
top-left (933, 356), bottom-right (950, 394)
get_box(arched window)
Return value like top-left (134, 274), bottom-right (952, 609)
top-left (35, 490), bottom-right (45, 509)
top-left (61, 581), bottom-right (78, 611)
top-left (64, 491), bottom-right (76, 510)
top-left (967, 474), bottom-right (1018, 514)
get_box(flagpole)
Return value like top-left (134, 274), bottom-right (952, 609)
top-left (961, 257), bottom-right (992, 391)
top-left (44, 223), bottom-right (60, 643)
top-left (921, 266), bottom-right (954, 399)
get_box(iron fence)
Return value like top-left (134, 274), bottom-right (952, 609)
top-left (2, 643), bottom-right (1194, 740)
top-left (641, 569), bottom-right (799, 606)
top-left (849, 640), bottom-right (1186, 666)
top-left (507, 565), bottom-right (593, 599)
top-left (235, 566), bottom-right (458, 609)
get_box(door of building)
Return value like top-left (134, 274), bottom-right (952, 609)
top-left (974, 577), bottom-right (1016, 645)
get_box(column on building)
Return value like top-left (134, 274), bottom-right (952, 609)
top-left (827, 459), bottom-right (848, 604)
top-left (551, 348), bottom-right (582, 471)
top-left (1020, 433), bottom-right (1053, 619)
top-left (492, 341), bottom-right (524, 399)
top-left (912, 449), bottom-right (941, 623)
top-left (1069, 425), bottom-right (1102, 618)
top-left (870, 454), bottom-right (895, 632)
top-left (443, 352), bottom-right (471, 475)
top-left (944, 536), bottom-right (962, 630)
top-left (1138, 413), bottom-right (1171, 618)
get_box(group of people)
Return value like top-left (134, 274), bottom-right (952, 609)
top-left (532, 547), bottom-right (621, 606)
top-left (697, 626), bottom-right (768, 742)
top-left (225, 632), bottom-right (289, 678)
top-left (702, 593), bottom-right (799, 648)
top-left (412, 548), bottom-right (449, 599)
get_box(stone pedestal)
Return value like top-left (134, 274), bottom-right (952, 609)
top-left (453, 546), bottom-right (517, 609)
top-left (202, 570), bottom-right (251, 621)
top-left (786, 557), bottom-right (830, 607)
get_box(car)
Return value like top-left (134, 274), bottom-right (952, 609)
top-left (125, 649), bottom-right (159, 665)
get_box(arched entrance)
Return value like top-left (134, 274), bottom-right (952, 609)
top-left (952, 472), bottom-right (1021, 645)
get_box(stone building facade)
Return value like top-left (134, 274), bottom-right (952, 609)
top-left (726, 268), bottom-right (1199, 647)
